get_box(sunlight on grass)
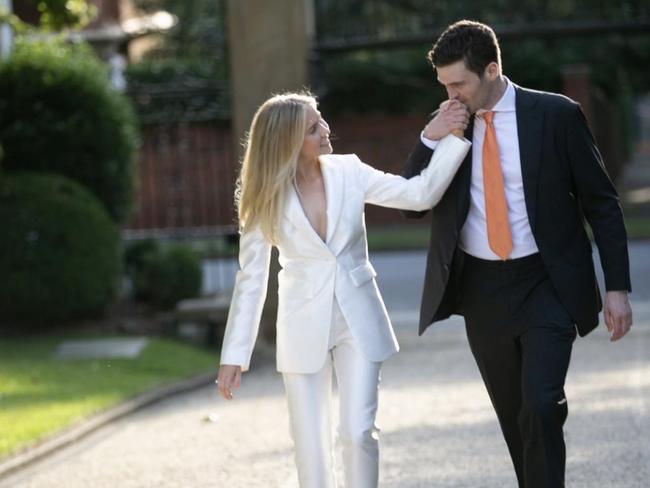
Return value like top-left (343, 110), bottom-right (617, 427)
top-left (0, 337), bottom-right (216, 459)
top-left (367, 226), bottom-right (431, 250)
top-left (366, 217), bottom-right (650, 251)
top-left (624, 216), bottom-right (650, 239)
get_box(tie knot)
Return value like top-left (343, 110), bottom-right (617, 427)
top-left (483, 111), bottom-right (495, 124)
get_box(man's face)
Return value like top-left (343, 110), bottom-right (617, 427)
top-left (436, 60), bottom-right (494, 114)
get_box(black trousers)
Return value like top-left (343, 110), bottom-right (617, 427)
top-left (460, 252), bottom-right (577, 488)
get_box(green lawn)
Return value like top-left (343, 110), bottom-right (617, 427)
top-left (367, 226), bottom-right (431, 250)
top-left (623, 215), bottom-right (650, 240)
top-left (0, 336), bottom-right (216, 460)
top-left (366, 216), bottom-right (650, 251)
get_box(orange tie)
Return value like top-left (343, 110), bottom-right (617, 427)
top-left (482, 111), bottom-right (513, 260)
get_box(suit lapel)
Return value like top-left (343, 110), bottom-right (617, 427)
top-left (514, 85), bottom-right (543, 232)
top-left (284, 185), bottom-right (311, 234)
top-left (284, 156), bottom-right (343, 250)
top-left (284, 183), bottom-right (329, 250)
top-left (320, 155), bottom-right (344, 244)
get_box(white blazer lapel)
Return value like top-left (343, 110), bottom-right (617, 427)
top-left (320, 155), bottom-right (344, 244)
top-left (284, 184), bottom-right (331, 250)
top-left (284, 186), bottom-right (307, 231)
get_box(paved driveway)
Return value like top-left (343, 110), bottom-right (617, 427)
top-left (2, 244), bottom-right (649, 487)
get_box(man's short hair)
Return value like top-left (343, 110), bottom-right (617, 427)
top-left (427, 20), bottom-right (502, 77)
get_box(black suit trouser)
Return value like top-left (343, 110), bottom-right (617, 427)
top-left (460, 252), bottom-right (577, 488)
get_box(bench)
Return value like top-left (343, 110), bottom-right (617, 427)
top-left (173, 292), bottom-right (231, 346)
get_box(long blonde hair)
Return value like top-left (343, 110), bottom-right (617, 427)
top-left (235, 92), bottom-right (317, 244)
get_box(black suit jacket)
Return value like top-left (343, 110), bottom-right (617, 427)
top-left (403, 84), bottom-right (631, 337)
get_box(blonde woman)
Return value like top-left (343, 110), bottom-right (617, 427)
top-left (217, 92), bottom-right (470, 488)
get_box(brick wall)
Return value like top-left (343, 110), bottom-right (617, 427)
top-left (126, 123), bottom-right (237, 235)
top-left (326, 113), bottom-right (429, 227)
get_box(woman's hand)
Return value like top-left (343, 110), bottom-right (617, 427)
top-left (217, 364), bottom-right (242, 400)
top-left (423, 100), bottom-right (470, 141)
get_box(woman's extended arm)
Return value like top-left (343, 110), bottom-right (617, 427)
top-left (359, 133), bottom-right (471, 210)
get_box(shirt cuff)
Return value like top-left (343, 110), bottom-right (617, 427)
top-left (420, 131), bottom-right (439, 150)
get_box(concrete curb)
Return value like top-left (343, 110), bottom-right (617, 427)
top-left (0, 371), bottom-right (216, 480)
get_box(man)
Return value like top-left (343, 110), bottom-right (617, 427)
top-left (403, 20), bottom-right (633, 488)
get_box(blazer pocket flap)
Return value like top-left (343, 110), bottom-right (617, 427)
top-left (349, 262), bottom-right (377, 287)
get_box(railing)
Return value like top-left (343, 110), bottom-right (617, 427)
top-left (314, 0), bottom-right (650, 53)
top-left (128, 81), bottom-right (230, 125)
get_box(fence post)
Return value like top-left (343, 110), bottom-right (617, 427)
top-left (226, 0), bottom-right (315, 159)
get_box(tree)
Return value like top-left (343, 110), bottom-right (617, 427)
top-left (30, 0), bottom-right (96, 30)
top-left (0, 39), bottom-right (138, 223)
top-left (315, 0), bottom-right (650, 119)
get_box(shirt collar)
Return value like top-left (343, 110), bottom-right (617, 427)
top-left (476, 77), bottom-right (516, 117)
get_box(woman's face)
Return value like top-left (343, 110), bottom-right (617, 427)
top-left (299, 105), bottom-right (332, 163)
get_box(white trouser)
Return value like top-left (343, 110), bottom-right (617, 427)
top-left (282, 300), bottom-right (382, 488)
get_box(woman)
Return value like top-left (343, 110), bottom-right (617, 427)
top-left (217, 92), bottom-right (470, 487)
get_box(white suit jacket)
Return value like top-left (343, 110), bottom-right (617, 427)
top-left (220, 134), bottom-right (471, 373)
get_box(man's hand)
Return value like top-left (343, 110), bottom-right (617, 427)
top-left (423, 100), bottom-right (470, 141)
top-left (604, 291), bottom-right (633, 341)
top-left (217, 364), bottom-right (242, 400)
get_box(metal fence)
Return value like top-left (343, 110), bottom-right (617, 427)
top-left (313, 0), bottom-right (650, 53)
top-left (124, 84), bottom-right (238, 241)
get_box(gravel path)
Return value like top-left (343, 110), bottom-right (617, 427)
top-left (2, 246), bottom-right (649, 488)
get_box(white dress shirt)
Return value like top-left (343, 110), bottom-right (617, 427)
top-left (421, 79), bottom-right (539, 260)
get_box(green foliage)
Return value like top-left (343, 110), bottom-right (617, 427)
top-left (1, 1), bottom-right (95, 33)
top-left (0, 173), bottom-right (122, 325)
top-left (131, 0), bottom-right (226, 60)
top-left (129, 241), bottom-right (203, 309)
top-left (321, 49), bottom-right (441, 115)
top-left (316, 1), bottom-right (650, 116)
top-left (125, 0), bottom-right (229, 123)
top-left (126, 59), bottom-right (230, 123)
top-left (320, 37), bottom-right (647, 117)
top-left (316, 0), bottom-right (649, 36)
top-left (124, 238), bottom-right (159, 274)
top-left (126, 57), bottom-right (227, 84)
top-left (0, 336), bottom-right (215, 458)
top-left (31, 0), bottom-right (97, 30)
top-left (0, 39), bottom-right (139, 223)
top-left (0, 9), bottom-right (28, 34)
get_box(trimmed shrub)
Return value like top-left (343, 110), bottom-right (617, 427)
top-left (0, 39), bottom-right (138, 223)
top-left (124, 238), bottom-right (158, 274)
top-left (131, 242), bottom-right (203, 309)
top-left (0, 172), bottom-right (121, 324)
